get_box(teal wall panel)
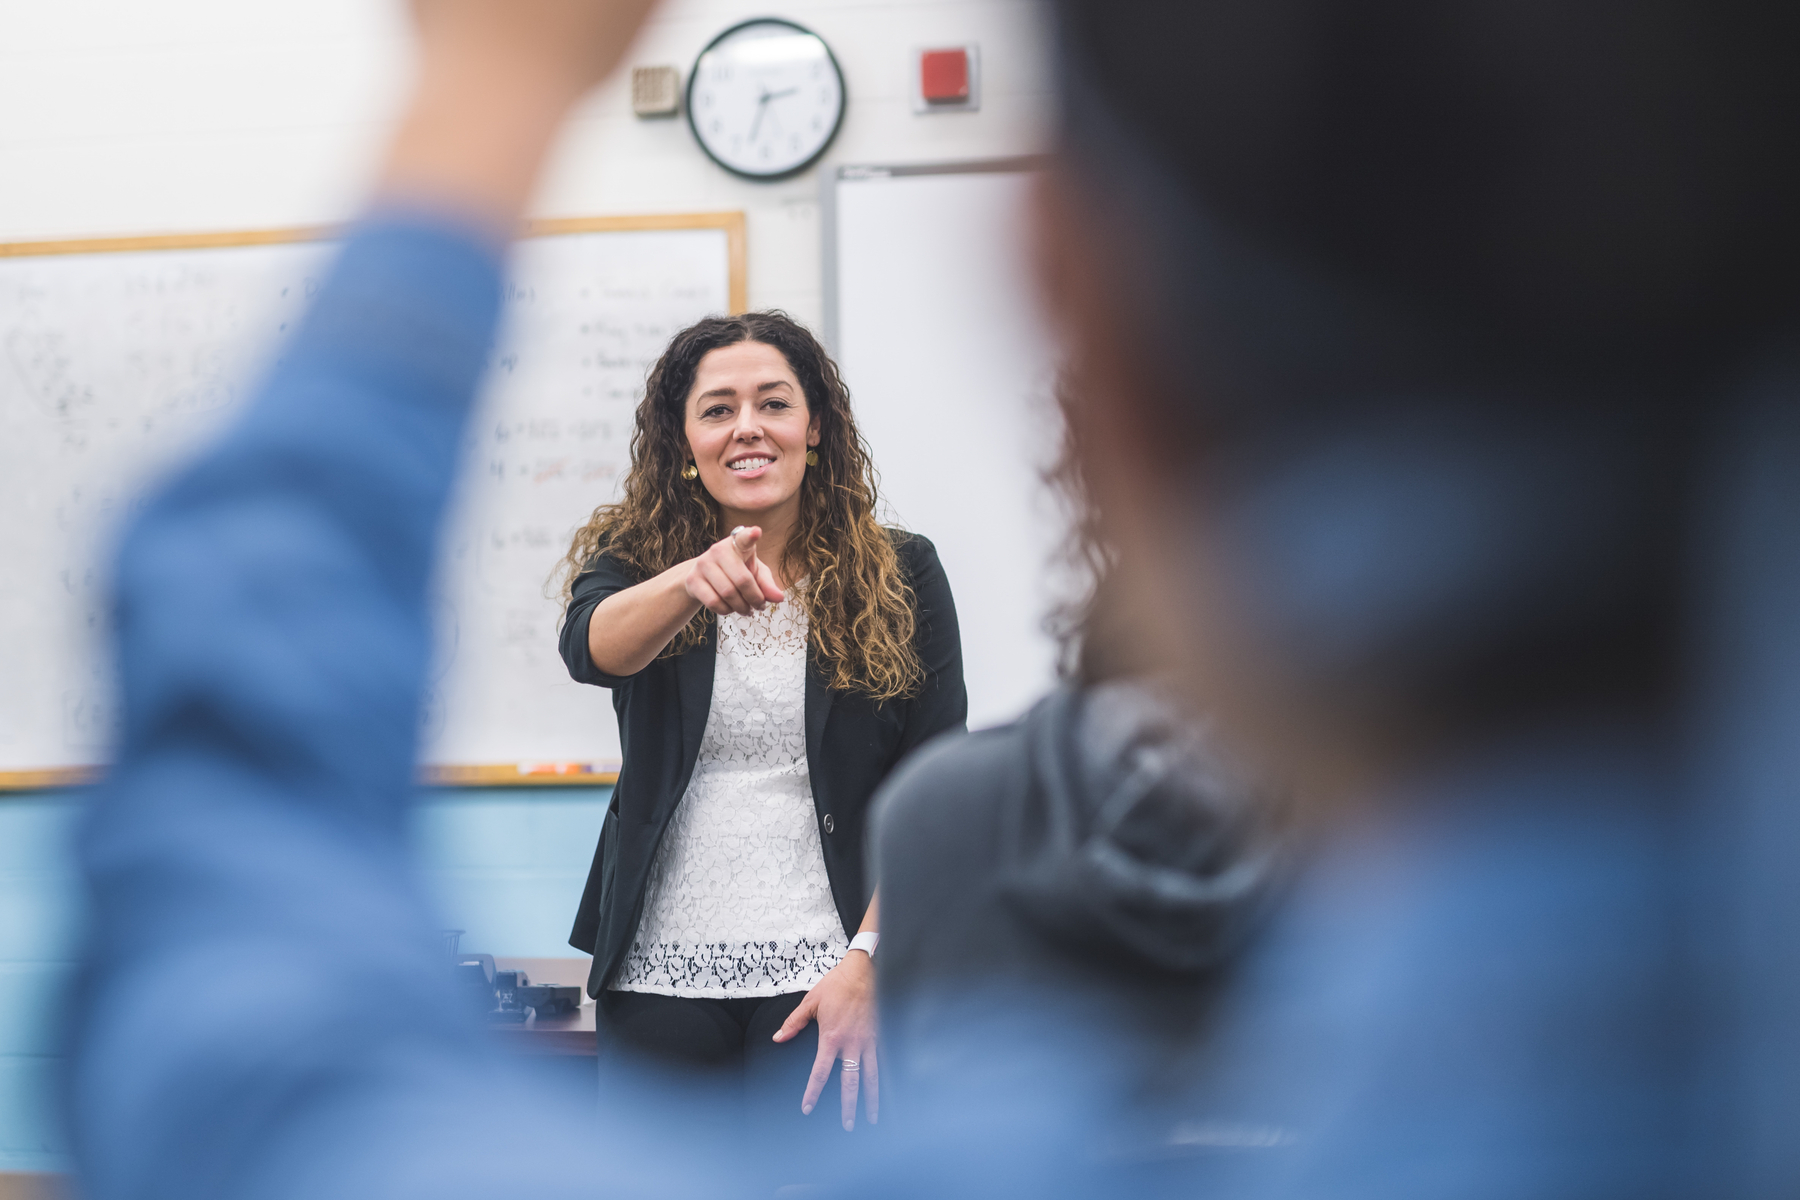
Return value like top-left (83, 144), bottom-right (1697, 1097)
top-left (0, 783), bottom-right (611, 1175)
top-left (0, 1057), bottom-right (62, 1172)
top-left (0, 966), bottom-right (71, 1058)
top-left (0, 796), bottom-right (78, 1175)
top-left (411, 788), bottom-right (611, 958)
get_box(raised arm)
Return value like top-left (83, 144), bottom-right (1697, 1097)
top-left (69, 5), bottom-right (672, 1200)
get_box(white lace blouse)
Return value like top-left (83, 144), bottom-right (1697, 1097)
top-left (611, 593), bottom-right (849, 998)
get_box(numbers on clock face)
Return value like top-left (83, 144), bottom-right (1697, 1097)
top-left (688, 20), bottom-right (844, 179)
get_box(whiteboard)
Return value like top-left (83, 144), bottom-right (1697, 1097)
top-left (0, 217), bottom-right (742, 782)
top-left (826, 161), bottom-right (1068, 730)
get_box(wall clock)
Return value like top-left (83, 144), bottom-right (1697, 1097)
top-left (686, 18), bottom-right (846, 181)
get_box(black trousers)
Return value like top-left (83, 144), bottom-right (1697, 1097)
top-left (597, 989), bottom-right (865, 1184)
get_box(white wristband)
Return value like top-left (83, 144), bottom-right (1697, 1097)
top-left (849, 931), bottom-right (880, 960)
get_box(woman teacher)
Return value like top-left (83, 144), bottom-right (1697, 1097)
top-left (556, 311), bottom-right (966, 1142)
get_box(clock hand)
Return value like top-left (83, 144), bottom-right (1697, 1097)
top-left (750, 92), bottom-right (771, 143)
top-left (751, 88), bottom-right (796, 144)
top-left (748, 84), bottom-right (795, 145)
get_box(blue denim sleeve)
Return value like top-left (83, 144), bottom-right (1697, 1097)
top-left (66, 219), bottom-right (714, 1200)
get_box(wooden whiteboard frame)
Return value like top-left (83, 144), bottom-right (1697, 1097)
top-left (0, 211), bottom-right (748, 314)
top-left (0, 212), bottom-right (746, 792)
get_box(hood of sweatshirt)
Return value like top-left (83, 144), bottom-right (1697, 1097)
top-left (999, 681), bottom-right (1285, 976)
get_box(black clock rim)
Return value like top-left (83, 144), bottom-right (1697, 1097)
top-left (684, 16), bottom-right (848, 183)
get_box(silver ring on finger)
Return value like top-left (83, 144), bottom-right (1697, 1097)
top-left (841, 1058), bottom-right (859, 1071)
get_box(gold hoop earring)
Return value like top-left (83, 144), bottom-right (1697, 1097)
top-left (805, 449), bottom-right (819, 467)
top-left (681, 463), bottom-right (699, 480)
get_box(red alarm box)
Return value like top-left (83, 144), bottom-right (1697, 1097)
top-left (915, 45), bottom-right (979, 113)
top-left (921, 48), bottom-right (971, 104)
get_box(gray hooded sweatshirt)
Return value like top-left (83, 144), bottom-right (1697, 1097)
top-left (871, 681), bottom-right (1284, 1102)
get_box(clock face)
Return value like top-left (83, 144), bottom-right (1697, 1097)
top-left (686, 19), bottom-right (846, 180)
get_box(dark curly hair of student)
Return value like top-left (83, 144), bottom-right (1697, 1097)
top-left (554, 311), bottom-right (923, 701)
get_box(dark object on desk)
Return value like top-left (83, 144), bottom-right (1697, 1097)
top-left (515, 983), bottom-right (583, 1017)
top-left (453, 952), bottom-right (499, 1018)
top-left (446, 931), bottom-right (510, 1018)
top-left (455, 959), bottom-right (585, 1023)
top-left (493, 969), bottom-right (583, 1019)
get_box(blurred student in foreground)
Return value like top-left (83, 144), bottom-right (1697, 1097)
top-left (939, 0), bottom-right (1799, 1194)
top-left (68, 2), bottom-right (1800, 1200)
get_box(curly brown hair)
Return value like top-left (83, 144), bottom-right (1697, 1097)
top-left (554, 311), bottom-right (923, 701)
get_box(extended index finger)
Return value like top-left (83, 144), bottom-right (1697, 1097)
top-left (751, 555), bottom-right (785, 603)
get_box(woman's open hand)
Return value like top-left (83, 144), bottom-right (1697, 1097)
top-left (685, 526), bottom-right (785, 616)
top-left (774, 949), bottom-right (878, 1130)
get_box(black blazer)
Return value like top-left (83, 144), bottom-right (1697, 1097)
top-left (559, 531), bottom-right (967, 996)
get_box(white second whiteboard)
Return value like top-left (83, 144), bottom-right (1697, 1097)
top-left (828, 161), bottom-right (1067, 731)
top-left (0, 217), bottom-right (742, 780)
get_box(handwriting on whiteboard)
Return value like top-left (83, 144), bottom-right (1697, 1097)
top-left (1, 225), bottom-right (734, 771)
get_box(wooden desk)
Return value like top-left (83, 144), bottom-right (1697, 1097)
top-left (487, 1001), bottom-right (597, 1057)
top-left (487, 957), bottom-right (597, 1057)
